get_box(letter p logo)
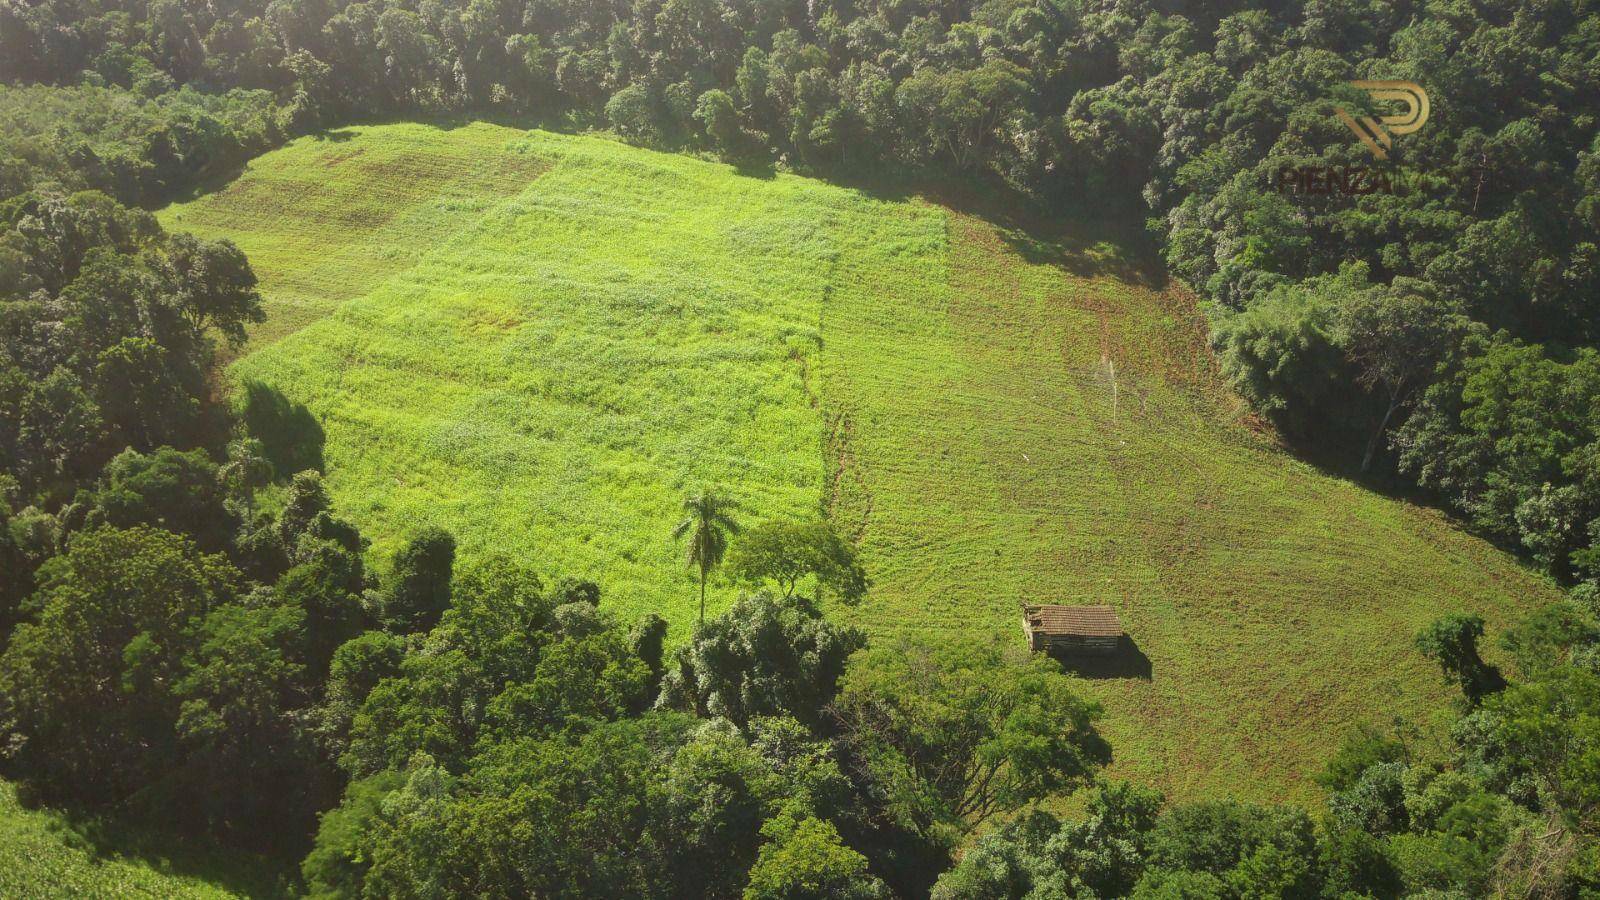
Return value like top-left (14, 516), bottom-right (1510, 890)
top-left (1334, 80), bottom-right (1429, 160)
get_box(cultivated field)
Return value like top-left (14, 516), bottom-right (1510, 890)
top-left (159, 123), bottom-right (1561, 803)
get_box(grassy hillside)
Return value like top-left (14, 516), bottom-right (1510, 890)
top-left (167, 122), bottom-right (833, 618)
top-left (819, 209), bottom-right (1558, 803)
top-left (158, 123), bottom-right (1560, 803)
top-left (164, 122), bottom-right (549, 349)
top-left (0, 780), bottom-right (285, 898)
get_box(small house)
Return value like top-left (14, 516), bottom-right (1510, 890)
top-left (1022, 604), bottom-right (1123, 656)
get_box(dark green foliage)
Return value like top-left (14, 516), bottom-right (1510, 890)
top-left (383, 526), bottom-right (454, 633)
top-left (172, 599), bottom-right (328, 847)
top-left (606, 84), bottom-right (664, 146)
top-left (364, 719), bottom-right (688, 897)
top-left (0, 86), bottom-right (281, 209)
top-left (316, 560), bottom-right (905, 898)
top-left (630, 611), bottom-right (668, 702)
top-left (1317, 826), bottom-right (1402, 899)
top-left (1397, 336), bottom-right (1599, 579)
top-left (549, 575), bottom-right (600, 606)
top-left (1498, 600), bottom-right (1600, 676)
top-left (300, 770), bottom-right (404, 899)
top-left (932, 782), bottom-right (1163, 899)
top-left (325, 631), bottom-right (404, 708)
top-left (1416, 614), bottom-right (1509, 704)
top-left (0, 526), bottom-right (239, 804)
top-left (1139, 802), bottom-right (1320, 897)
top-left (0, 502), bottom-right (26, 629)
top-left (277, 470), bottom-right (332, 548)
top-left (929, 811), bottom-right (1058, 899)
top-left (1489, 666), bottom-right (1600, 832)
top-left (480, 620), bottom-right (651, 738)
top-left (1211, 277), bottom-right (1350, 443)
top-left (0, 189), bottom-right (245, 504)
top-left (658, 591), bottom-right (864, 730)
top-left (744, 814), bottom-right (887, 900)
top-left (728, 519), bottom-right (869, 604)
top-left (340, 555), bottom-right (560, 776)
top-left (694, 88), bottom-right (741, 157)
top-left (0, 398), bottom-right (371, 849)
top-left (273, 550), bottom-right (368, 680)
top-left (162, 233), bottom-right (264, 346)
top-left (1317, 723), bottom-right (1409, 793)
top-left (837, 640), bottom-right (1111, 837)
top-left (1388, 789), bottom-right (1515, 895)
top-left (1328, 761), bottom-right (1409, 836)
top-left (77, 446), bottom-right (232, 551)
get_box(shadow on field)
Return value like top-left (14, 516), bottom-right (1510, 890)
top-left (238, 379), bottom-right (325, 478)
top-left (731, 156), bottom-right (778, 179)
top-left (1052, 636), bottom-right (1153, 681)
top-left (931, 180), bottom-right (1167, 288)
top-left (826, 165), bottom-right (1169, 287)
top-left (5, 788), bottom-right (299, 898)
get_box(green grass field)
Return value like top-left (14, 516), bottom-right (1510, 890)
top-left (157, 122), bottom-right (1561, 805)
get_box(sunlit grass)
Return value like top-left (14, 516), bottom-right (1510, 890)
top-left (165, 126), bottom-right (841, 630)
top-left (820, 211), bottom-right (1558, 803)
top-left (159, 124), bottom-right (1560, 805)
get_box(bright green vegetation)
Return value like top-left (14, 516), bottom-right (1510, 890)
top-left (0, 780), bottom-right (282, 899)
top-left (159, 123), bottom-right (1561, 803)
top-left (162, 123), bottom-right (833, 627)
top-left (161, 122), bottom-right (549, 349)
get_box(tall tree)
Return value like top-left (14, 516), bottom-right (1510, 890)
top-left (385, 526), bottom-right (455, 633)
top-left (1337, 282), bottom-right (1462, 472)
top-left (836, 640), bottom-right (1110, 835)
top-left (658, 590), bottom-right (865, 730)
top-left (673, 489), bottom-right (739, 626)
top-left (0, 526), bottom-right (240, 804)
top-left (728, 519), bottom-right (868, 603)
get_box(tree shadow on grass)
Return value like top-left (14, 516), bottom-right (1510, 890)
top-left (238, 379), bottom-right (325, 479)
top-left (819, 165), bottom-right (1168, 287)
top-left (6, 788), bottom-right (300, 899)
top-left (1050, 636), bottom-right (1153, 681)
top-left (731, 155), bottom-right (778, 180)
top-left (309, 127), bottom-right (357, 142)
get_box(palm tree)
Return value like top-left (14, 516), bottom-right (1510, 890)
top-left (673, 490), bottom-right (740, 627)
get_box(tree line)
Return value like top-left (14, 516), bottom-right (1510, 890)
top-left (14, 420), bottom-right (1600, 895)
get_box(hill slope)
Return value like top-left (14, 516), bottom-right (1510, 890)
top-left (159, 123), bottom-right (1560, 803)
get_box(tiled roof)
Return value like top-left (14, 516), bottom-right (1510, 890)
top-left (1024, 604), bottom-right (1123, 638)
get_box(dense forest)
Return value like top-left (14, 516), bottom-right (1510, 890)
top-left (3, 0), bottom-right (1600, 895)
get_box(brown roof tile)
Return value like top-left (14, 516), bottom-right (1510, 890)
top-left (1024, 604), bottom-right (1123, 638)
